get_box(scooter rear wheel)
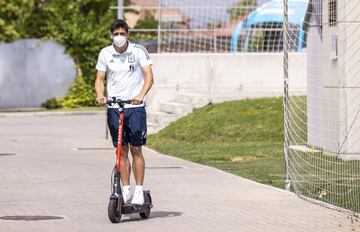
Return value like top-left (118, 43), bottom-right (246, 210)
top-left (139, 210), bottom-right (150, 219)
top-left (139, 193), bottom-right (152, 219)
top-left (108, 198), bottom-right (122, 223)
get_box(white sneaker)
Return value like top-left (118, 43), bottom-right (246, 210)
top-left (122, 185), bottom-right (132, 204)
top-left (131, 186), bottom-right (144, 205)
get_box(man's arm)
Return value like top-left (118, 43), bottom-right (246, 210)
top-left (95, 70), bottom-right (107, 104)
top-left (132, 65), bottom-right (154, 105)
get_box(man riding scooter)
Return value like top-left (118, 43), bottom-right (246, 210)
top-left (95, 19), bottom-right (154, 205)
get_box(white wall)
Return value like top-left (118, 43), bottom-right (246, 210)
top-left (147, 53), bottom-right (307, 112)
top-left (0, 39), bottom-right (76, 108)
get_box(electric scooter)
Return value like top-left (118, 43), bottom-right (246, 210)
top-left (106, 97), bottom-right (153, 223)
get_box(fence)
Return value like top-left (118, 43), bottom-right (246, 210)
top-left (112, 0), bottom-right (307, 53)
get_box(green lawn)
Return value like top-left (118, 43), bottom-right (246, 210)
top-left (147, 97), bottom-right (286, 189)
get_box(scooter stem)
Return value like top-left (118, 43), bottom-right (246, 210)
top-left (116, 112), bottom-right (125, 172)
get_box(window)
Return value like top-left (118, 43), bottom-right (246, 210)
top-left (329, 0), bottom-right (337, 27)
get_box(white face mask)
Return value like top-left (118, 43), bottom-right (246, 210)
top-left (113, 35), bottom-right (127, 47)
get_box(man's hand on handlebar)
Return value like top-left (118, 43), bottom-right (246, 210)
top-left (132, 95), bottom-right (144, 105)
top-left (96, 96), bottom-right (107, 105)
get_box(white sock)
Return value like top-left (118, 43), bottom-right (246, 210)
top-left (123, 185), bottom-right (131, 192)
top-left (135, 185), bottom-right (143, 192)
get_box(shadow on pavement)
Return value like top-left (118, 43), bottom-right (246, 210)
top-left (121, 211), bottom-right (182, 223)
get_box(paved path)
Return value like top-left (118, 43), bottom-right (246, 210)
top-left (0, 113), bottom-right (359, 232)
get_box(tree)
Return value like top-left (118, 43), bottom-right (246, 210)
top-left (42, 0), bottom-right (116, 107)
top-left (0, 0), bottom-right (34, 42)
top-left (228, 0), bottom-right (257, 22)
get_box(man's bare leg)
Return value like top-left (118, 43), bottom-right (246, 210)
top-left (119, 144), bottom-right (132, 203)
top-left (130, 146), bottom-right (145, 185)
top-left (130, 145), bottom-right (145, 204)
top-left (119, 144), bottom-right (131, 185)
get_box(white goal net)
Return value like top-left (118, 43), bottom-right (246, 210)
top-left (284, 0), bottom-right (360, 212)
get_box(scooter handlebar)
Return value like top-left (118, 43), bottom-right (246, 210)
top-left (106, 97), bottom-right (133, 105)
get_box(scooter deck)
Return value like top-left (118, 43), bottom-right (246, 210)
top-left (122, 190), bottom-right (153, 214)
top-left (122, 202), bottom-right (153, 214)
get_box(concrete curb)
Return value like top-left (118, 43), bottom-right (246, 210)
top-left (144, 146), bottom-right (294, 195)
top-left (0, 110), bottom-right (105, 118)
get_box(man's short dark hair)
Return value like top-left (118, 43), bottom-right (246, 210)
top-left (110, 19), bottom-right (129, 33)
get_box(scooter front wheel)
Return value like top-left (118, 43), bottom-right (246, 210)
top-left (108, 198), bottom-right (122, 223)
